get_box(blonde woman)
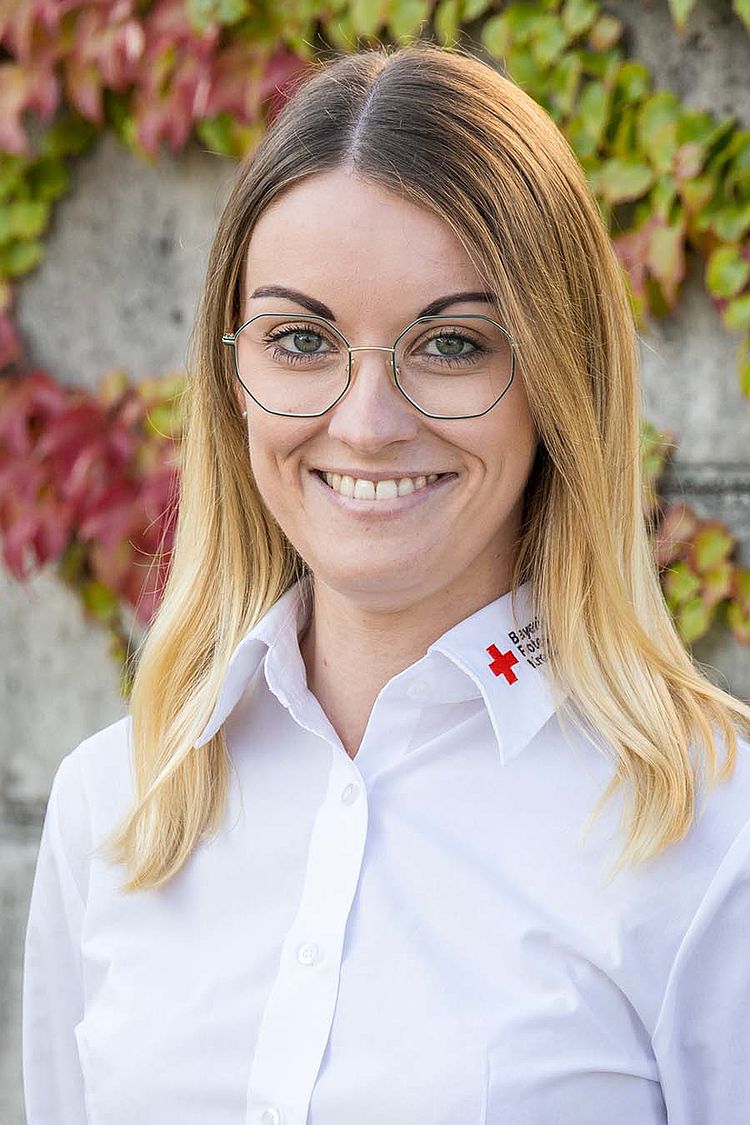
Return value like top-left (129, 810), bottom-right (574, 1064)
top-left (22, 40), bottom-right (750, 1125)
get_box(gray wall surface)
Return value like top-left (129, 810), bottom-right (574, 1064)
top-left (3, 2), bottom-right (750, 1119)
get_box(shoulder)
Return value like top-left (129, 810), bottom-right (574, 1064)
top-left (54, 711), bottom-right (133, 803)
top-left (50, 713), bottom-right (135, 880)
top-left (630, 727), bottom-right (750, 984)
top-left (687, 726), bottom-right (750, 867)
top-left (560, 707), bottom-right (750, 872)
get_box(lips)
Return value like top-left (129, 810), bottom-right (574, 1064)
top-left (313, 470), bottom-right (454, 481)
top-left (318, 469), bottom-right (456, 498)
top-left (309, 466), bottom-right (458, 514)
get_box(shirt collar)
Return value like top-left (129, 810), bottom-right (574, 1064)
top-left (194, 575), bottom-right (568, 766)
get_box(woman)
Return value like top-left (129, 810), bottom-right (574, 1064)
top-left (23, 39), bottom-right (750, 1125)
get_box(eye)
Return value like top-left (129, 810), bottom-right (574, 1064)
top-left (424, 332), bottom-right (478, 359)
top-left (264, 324), bottom-right (335, 355)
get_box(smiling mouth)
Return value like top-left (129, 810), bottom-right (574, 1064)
top-left (310, 465), bottom-right (458, 510)
top-left (313, 469), bottom-right (457, 501)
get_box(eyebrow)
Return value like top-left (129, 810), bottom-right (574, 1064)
top-left (248, 285), bottom-right (497, 321)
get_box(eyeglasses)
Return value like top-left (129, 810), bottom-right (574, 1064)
top-left (222, 312), bottom-right (517, 419)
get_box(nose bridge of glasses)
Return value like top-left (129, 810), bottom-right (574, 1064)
top-left (347, 344), bottom-right (396, 353)
top-left (346, 343), bottom-right (398, 384)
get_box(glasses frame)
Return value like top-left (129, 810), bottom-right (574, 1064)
top-left (222, 312), bottom-right (517, 420)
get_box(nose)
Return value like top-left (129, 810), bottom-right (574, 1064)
top-left (325, 345), bottom-right (420, 448)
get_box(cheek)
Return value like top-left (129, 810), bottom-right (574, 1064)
top-left (246, 420), bottom-right (315, 512)
top-left (458, 401), bottom-right (538, 488)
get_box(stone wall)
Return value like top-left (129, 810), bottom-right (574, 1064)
top-left (3, 3), bottom-right (750, 1119)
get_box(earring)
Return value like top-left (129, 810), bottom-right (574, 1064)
top-left (241, 409), bottom-right (247, 417)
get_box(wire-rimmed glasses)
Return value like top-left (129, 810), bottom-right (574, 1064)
top-left (222, 312), bottom-right (517, 420)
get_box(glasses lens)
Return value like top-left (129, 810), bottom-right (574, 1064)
top-left (235, 313), bottom-right (349, 415)
top-left (232, 313), bottom-right (514, 418)
top-left (394, 316), bottom-right (514, 417)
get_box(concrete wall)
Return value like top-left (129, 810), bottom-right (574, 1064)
top-left (3, 3), bottom-right (750, 1118)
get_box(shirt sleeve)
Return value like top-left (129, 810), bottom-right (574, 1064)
top-left (651, 814), bottom-right (750, 1123)
top-left (22, 751), bottom-right (90, 1125)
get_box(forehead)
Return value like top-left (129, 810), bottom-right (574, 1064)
top-left (242, 169), bottom-right (484, 307)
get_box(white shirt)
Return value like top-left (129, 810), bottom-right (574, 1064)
top-left (22, 575), bottom-right (750, 1125)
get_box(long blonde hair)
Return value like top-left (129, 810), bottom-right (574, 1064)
top-left (97, 39), bottom-right (750, 892)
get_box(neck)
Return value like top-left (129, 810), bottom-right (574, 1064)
top-left (298, 564), bottom-right (514, 759)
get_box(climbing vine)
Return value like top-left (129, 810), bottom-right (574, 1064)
top-left (1, 0), bottom-right (749, 684)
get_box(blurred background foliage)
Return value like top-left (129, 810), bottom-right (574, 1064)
top-left (1, 0), bottom-right (749, 695)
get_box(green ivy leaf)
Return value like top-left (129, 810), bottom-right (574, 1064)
top-left (738, 336), bottom-right (750, 396)
top-left (706, 245), bottom-right (750, 298)
top-left (326, 12), bottom-right (358, 50)
top-left (712, 202), bottom-right (750, 242)
top-left (505, 44), bottom-right (548, 97)
top-left (615, 61), bottom-right (650, 104)
top-left (733, 0), bottom-right (750, 31)
top-left (678, 109), bottom-right (720, 147)
top-left (461, 0), bottom-right (491, 21)
top-left (664, 560), bottom-right (702, 605)
top-left (530, 15), bottom-right (568, 68)
top-left (350, 0), bottom-right (389, 37)
top-left (733, 568), bottom-right (750, 611)
top-left (40, 114), bottom-right (98, 159)
top-left (481, 12), bottom-right (510, 56)
top-left (196, 113), bottom-right (235, 156)
top-left (702, 561), bottom-right (734, 605)
top-left (561, 0), bottom-right (598, 38)
top-left (611, 107), bottom-right (636, 158)
top-left (81, 578), bottom-right (120, 624)
top-left (704, 119), bottom-right (741, 176)
top-left (0, 200), bottom-right (49, 243)
top-left (722, 292), bottom-right (750, 331)
top-left (434, 0), bottom-right (462, 46)
top-left (680, 171), bottom-right (716, 213)
top-left (0, 155), bottom-right (27, 202)
top-left (388, 0), bottom-right (431, 39)
top-left (647, 218), bottom-right (685, 301)
top-left (503, 4), bottom-right (547, 42)
top-left (676, 595), bottom-right (713, 644)
top-left (651, 174), bottom-right (678, 221)
top-left (667, 0), bottom-right (698, 29)
top-left (187, 0), bottom-right (252, 30)
top-left (719, 130), bottom-right (750, 192)
top-left (549, 50), bottom-right (582, 118)
top-left (727, 597), bottom-right (750, 643)
top-left (0, 239), bottom-right (43, 277)
top-left (692, 524), bottom-right (735, 570)
top-left (598, 157), bottom-right (654, 203)
top-left (577, 80), bottom-right (609, 141)
top-left (26, 158), bottom-right (70, 203)
top-left (638, 91), bottom-right (681, 174)
top-left (58, 540), bottom-right (88, 586)
top-left (578, 46), bottom-right (620, 84)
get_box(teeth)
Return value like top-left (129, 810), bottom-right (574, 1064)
top-left (321, 471), bottom-right (445, 500)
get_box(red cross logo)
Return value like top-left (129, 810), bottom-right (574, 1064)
top-left (486, 643), bottom-right (519, 684)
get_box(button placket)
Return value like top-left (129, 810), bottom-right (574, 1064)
top-left (297, 941), bottom-right (320, 966)
top-left (341, 781), bottom-right (360, 805)
top-left (245, 752), bottom-right (368, 1125)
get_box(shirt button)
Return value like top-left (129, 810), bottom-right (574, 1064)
top-left (407, 679), bottom-right (431, 701)
top-left (341, 782), bottom-right (360, 805)
top-left (261, 1110), bottom-right (281, 1125)
top-left (297, 941), bottom-right (320, 966)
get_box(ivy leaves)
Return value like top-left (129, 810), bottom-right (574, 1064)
top-left (479, 2), bottom-right (750, 399)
